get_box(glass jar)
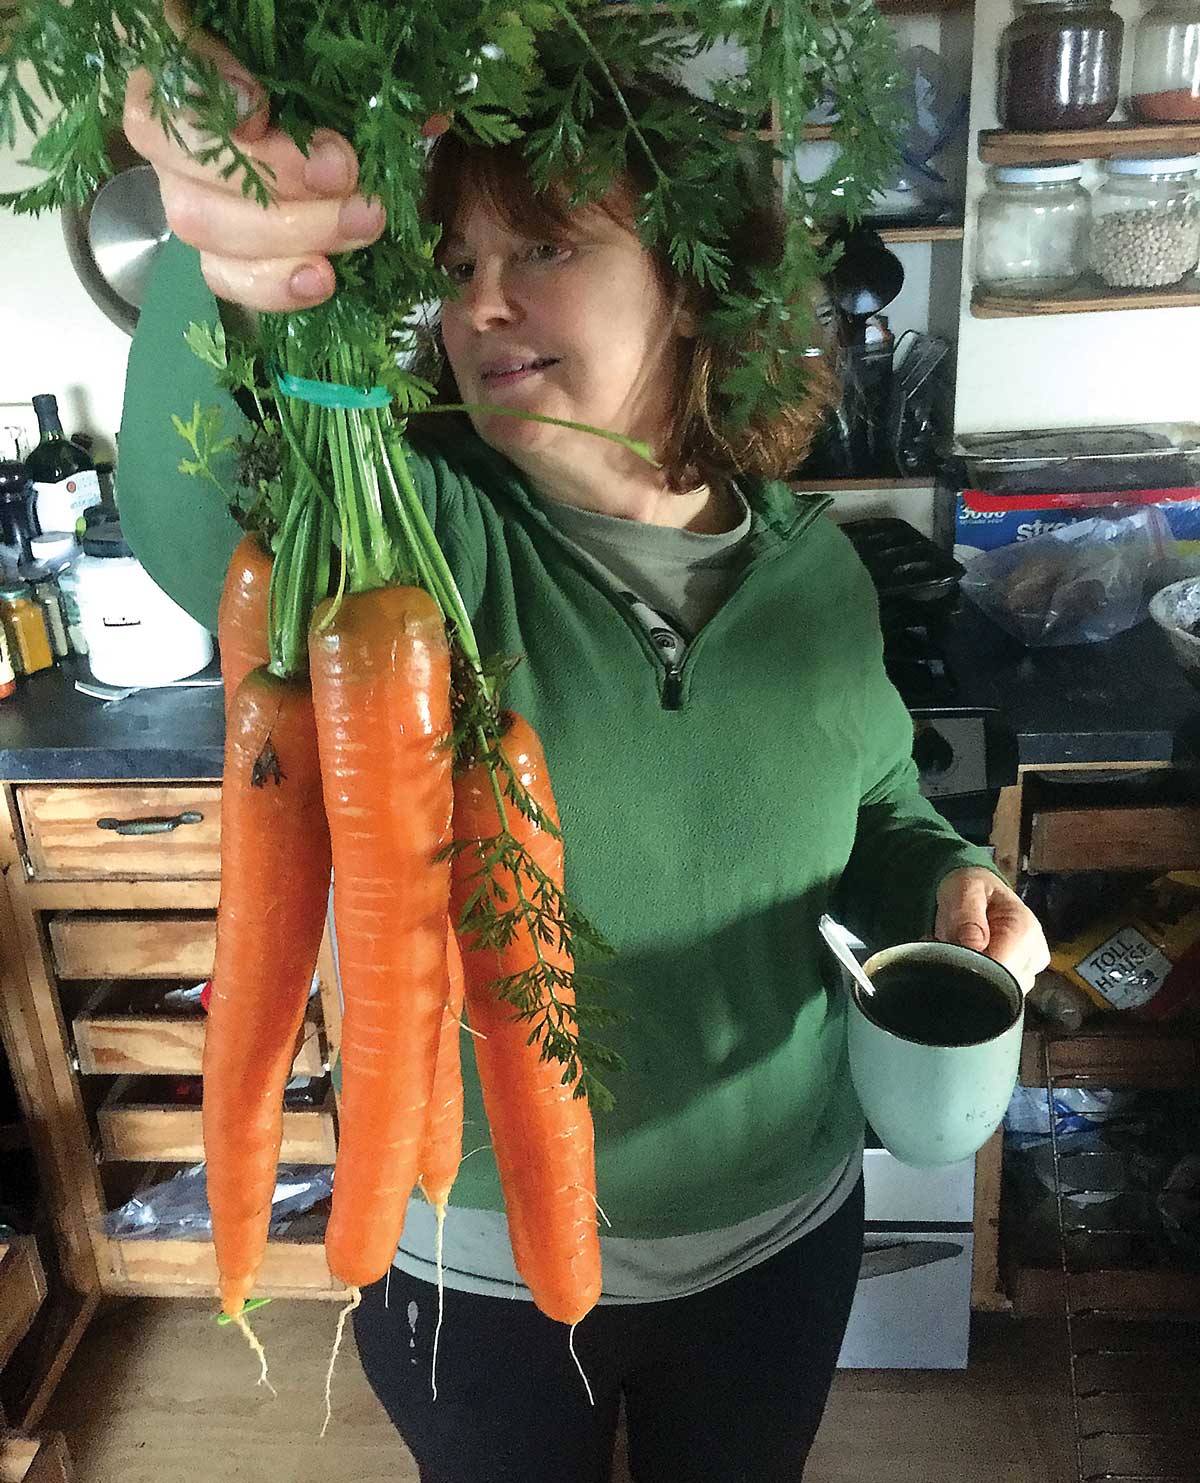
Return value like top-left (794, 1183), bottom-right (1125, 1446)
top-left (998, 0), bottom-right (1124, 130)
top-left (0, 584), bottom-right (54, 675)
top-left (1131, 0), bottom-right (1200, 121)
top-left (1089, 156), bottom-right (1200, 287)
top-left (975, 164), bottom-right (1092, 295)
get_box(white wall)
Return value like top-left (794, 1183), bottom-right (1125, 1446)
top-left (954, 0), bottom-right (1200, 434)
top-left (0, 81), bottom-right (130, 462)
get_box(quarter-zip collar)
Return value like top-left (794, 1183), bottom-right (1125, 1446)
top-left (445, 431), bottom-right (833, 709)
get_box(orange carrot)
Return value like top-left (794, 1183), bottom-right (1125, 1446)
top-left (417, 925), bottom-right (466, 1215)
top-left (217, 534), bottom-right (274, 720)
top-left (450, 712), bottom-right (602, 1327)
top-left (308, 585), bottom-right (454, 1289)
top-left (203, 667), bottom-right (331, 1318)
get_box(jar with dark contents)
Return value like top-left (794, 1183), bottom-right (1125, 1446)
top-left (998, 0), bottom-right (1124, 130)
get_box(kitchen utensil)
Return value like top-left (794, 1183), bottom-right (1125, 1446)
top-left (825, 226), bottom-right (905, 342)
top-left (845, 940), bottom-right (1024, 1168)
top-left (818, 914), bottom-right (876, 999)
top-left (61, 151), bottom-right (169, 336)
top-left (74, 676), bottom-right (223, 702)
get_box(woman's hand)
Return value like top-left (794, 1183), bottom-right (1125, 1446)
top-left (934, 867), bottom-right (1050, 993)
top-left (122, 1), bottom-right (385, 310)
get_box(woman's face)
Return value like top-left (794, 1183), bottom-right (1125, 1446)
top-left (437, 190), bottom-right (692, 486)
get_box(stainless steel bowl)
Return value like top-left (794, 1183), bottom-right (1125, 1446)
top-left (1149, 576), bottom-right (1200, 691)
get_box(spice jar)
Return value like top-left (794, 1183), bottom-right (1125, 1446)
top-left (0, 625), bottom-right (15, 700)
top-left (998, 0), bottom-right (1124, 130)
top-left (975, 164), bottom-right (1092, 295)
top-left (1090, 156), bottom-right (1200, 287)
top-left (1131, 0), bottom-right (1200, 121)
top-left (0, 584), bottom-right (54, 675)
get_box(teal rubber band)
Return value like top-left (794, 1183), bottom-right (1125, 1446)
top-left (273, 366), bottom-right (392, 410)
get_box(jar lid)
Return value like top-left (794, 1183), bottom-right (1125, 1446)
top-left (1105, 155), bottom-right (1200, 175)
top-left (994, 163), bottom-right (1085, 183)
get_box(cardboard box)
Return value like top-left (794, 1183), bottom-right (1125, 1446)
top-left (940, 483), bottom-right (1200, 562)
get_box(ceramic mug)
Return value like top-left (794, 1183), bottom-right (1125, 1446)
top-left (845, 940), bottom-right (1024, 1168)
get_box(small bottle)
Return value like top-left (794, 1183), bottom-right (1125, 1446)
top-left (0, 624), bottom-right (16, 699)
top-left (32, 581), bottom-right (70, 659)
top-left (23, 395), bottom-right (101, 537)
top-left (25, 532), bottom-right (85, 654)
top-left (0, 585), bottom-right (54, 675)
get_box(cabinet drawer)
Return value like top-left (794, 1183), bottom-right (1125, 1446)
top-left (0, 1239), bottom-right (47, 1372)
top-left (97, 1078), bottom-right (337, 1163)
top-left (49, 914), bottom-right (216, 980)
top-left (1027, 803), bottom-right (1200, 873)
top-left (16, 785), bottom-right (221, 881)
top-left (74, 987), bottom-right (324, 1077)
top-left (0, 1433), bottom-right (72, 1483)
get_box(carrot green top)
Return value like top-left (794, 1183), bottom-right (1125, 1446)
top-left (118, 237), bottom-right (996, 1240)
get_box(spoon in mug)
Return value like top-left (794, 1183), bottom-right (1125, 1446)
top-left (818, 913), bottom-right (876, 1000)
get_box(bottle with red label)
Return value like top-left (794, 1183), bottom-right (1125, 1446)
top-left (23, 394), bottom-right (101, 536)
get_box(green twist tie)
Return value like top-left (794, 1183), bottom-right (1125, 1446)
top-left (273, 365), bottom-right (392, 410)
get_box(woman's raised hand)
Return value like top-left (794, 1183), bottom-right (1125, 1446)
top-left (122, 2), bottom-right (385, 311)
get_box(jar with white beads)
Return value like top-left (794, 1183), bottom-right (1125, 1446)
top-left (1089, 156), bottom-right (1200, 287)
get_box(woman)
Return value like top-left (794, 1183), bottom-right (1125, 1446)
top-left (120, 31), bottom-right (1049, 1483)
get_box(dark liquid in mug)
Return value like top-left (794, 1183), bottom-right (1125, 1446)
top-left (864, 962), bottom-right (1015, 1046)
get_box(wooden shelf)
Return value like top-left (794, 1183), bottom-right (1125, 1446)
top-left (600, 0), bottom-right (973, 13)
top-left (878, 221), bottom-right (965, 243)
top-left (1019, 1023), bottom-right (1200, 1090)
top-left (979, 120), bottom-right (1200, 166)
top-left (1009, 1264), bottom-right (1200, 1316)
top-left (971, 277), bottom-right (1200, 318)
top-left (787, 475), bottom-right (934, 492)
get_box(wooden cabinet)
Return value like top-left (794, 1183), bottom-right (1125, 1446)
top-left (0, 778), bottom-right (346, 1307)
top-left (0, 1432), bottom-right (72, 1483)
top-left (983, 760), bottom-right (1200, 1317)
top-left (0, 1241), bottom-right (46, 1377)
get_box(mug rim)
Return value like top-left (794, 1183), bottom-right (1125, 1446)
top-left (853, 940), bottom-right (1023, 1048)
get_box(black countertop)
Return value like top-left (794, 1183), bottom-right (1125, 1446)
top-left (0, 607), bottom-right (1197, 782)
top-left (0, 659), bottom-right (225, 782)
top-left (943, 600), bottom-right (1200, 768)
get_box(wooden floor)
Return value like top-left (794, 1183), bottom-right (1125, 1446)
top-left (39, 1299), bottom-right (1078, 1482)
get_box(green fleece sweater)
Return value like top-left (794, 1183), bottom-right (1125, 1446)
top-left (118, 237), bottom-right (996, 1239)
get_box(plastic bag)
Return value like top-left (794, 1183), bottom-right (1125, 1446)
top-left (102, 1163), bottom-right (334, 1240)
top-left (961, 506), bottom-right (1176, 646)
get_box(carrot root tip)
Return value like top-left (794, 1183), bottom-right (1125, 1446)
top-left (321, 1286), bottom-right (362, 1438)
top-left (569, 1321), bottom-right (594, 1408)
top-left (232, 1311), bottom-right (276, 1398)
top-left (431, 1202), bottom-right (447, 1403)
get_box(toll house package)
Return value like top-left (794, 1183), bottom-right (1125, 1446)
top-left (1050, 873), bottom-right (1200, 1020)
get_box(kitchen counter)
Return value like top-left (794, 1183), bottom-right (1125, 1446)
top-left (0, 659), bottom-right (224, 781)
top-left (0, 609), bottom-right (1198, 781)
top-left (944, 602), bottom-right (1200, 768)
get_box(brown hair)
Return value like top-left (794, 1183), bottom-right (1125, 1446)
top-left (413, 79), bottom-right (838, 492)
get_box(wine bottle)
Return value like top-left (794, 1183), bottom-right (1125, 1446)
top-left (23, 395), bottom-right (101, 536)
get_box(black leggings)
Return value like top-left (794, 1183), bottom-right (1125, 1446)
top-left (352, 1177), bottom-right (864, 1483)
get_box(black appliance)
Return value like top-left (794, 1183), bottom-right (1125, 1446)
top-left (840, 517), bottom-right (1018, 845)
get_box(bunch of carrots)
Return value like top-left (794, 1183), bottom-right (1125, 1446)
top-left (204, 348), bottom-right (618, 1347)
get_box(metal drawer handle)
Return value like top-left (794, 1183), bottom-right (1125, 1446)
top-left (96, 811), bottom-right (204, 836)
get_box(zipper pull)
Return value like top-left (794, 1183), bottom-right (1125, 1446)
top-left (662, 667), bottom-right (683, 710)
